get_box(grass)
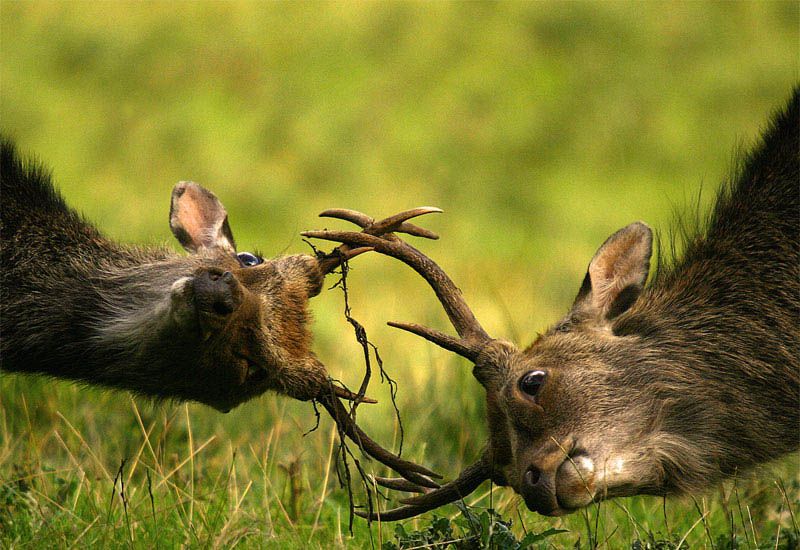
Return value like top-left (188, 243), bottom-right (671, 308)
top-left (1, 2), bottom-right (798, 548)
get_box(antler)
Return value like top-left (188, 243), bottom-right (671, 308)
top-left (303, 211), bottom-right (493, 361)
top-left (303, 209), bottom-right (498, 519)
top-left (309, 207), bottom-right (447, 488)
top-left (315, 207), bottom-right (442, 275)
top-left (357, 453), bottom-right (493, 521)
top-left (316, 389), bottom-right (440, 488)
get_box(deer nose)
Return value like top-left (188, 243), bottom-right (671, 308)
top-left (520, 465), bottom-right (560, 515)
top-left (194, 269), bottom-right (241, 316)
top-left (524, 466), bottom-right (541, 486)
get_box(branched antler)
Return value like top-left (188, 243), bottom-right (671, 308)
top-left (357, 454), bottom-right (493, 521)
top-left (304, 215), bottom-right (492, 361)
top-left (304, 209), bottom-right (498, 520)
top-left (309, 207), bottom-right (447, 491)
top-left (315, 207), bottom-right (443, 275)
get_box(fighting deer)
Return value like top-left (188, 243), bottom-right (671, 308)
top-left (305, 88), bottom-right (800, 519)
top-left (0, 138), bottom-right (441, 486)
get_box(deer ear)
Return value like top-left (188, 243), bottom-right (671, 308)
top-left (169, 181), bottom-right (237, 254)
top-left (571, 222), bottom-right (652, 320)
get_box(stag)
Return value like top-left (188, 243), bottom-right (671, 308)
top-left (305, 89), bottom-right (800, 519)
top-left (0, 138), bottom-right (441, 486)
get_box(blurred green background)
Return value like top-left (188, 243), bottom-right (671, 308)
top-left (1, 2), bottom-right (798, 548)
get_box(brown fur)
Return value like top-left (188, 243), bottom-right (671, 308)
top-left (477, 89), bottom-right (800, 515)
top-left (341, 89), bottom-right (800, 520)
top-left (0, 140), bottom-right (328, 412)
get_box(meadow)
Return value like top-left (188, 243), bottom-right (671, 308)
top-left (1, 2), bottom-right (798, 548)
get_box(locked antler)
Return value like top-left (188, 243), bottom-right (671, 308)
top-left (364, 453), bottom-right (493, 520)
top-left (308, 207), bottom-right (452, 488)
top-left (303, 210), bottom-right (497, 519)
top-left (306, 210), bottom-right (492, 359)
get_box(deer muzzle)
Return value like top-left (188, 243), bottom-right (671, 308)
top-left (518, 451), bottom-right (597, 515)
top-left (193, 268), bottom-right (244, 334)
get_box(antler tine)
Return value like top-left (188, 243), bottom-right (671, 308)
top-left (364, 207), bottom-right (442, 238)
top-left (391, 223), bottom-right (439, 240)
top-left (316, 392), bottom-right (442, 488)
top-left (357, 458), bottom-right (491, 521)
top-left (371, 475), bottom-right (429, 493)
top-left (315, 207), bottom-right (441, 275)
top-left (388, 321), bottom-right (480, 361)
top-left (358, 504), bottom-right (430, 522)
top-left (319, 207), bottom-right (441, 240)
top-left (319, 208), bottom-right (374, 228)
top-left (331, 384), bottom-right (378, 404)
top-left (301, 229), bottom-right (492, 357)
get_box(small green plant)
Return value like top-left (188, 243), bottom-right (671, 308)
top-left (0, 466), bottom-right (37, 541)
top-left (383, 504), bottom-right (568, 549)
top-left (629, 536), bottom-right (686, 550)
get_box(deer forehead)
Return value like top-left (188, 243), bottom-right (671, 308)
top-left (524, 331), bottom-right (620, 372)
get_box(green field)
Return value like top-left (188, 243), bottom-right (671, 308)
top-left (1, 2), bottom-right (798, 548)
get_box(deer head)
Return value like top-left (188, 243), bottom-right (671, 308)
top-left (161, 183), bottom-right (443, 486)
top-left (303, 220), bottom-right (671, 519)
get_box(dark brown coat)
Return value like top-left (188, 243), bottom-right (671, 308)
top-left (0, 141), bottom-right (331, 412)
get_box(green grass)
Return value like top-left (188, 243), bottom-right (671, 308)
top-left (1, 2), bottom-right (798, 548)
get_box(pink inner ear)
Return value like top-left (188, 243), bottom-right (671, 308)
top-left (170, 182), bottom-right (236, 253)
top-left (178, 194), bottom-right (209, 244)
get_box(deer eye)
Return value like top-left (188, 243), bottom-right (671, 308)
top-left (237, 252), bottom-right (263, 267)
top-left (518, 370), bottom-right (546, 398)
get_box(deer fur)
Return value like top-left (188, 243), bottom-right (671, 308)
top-left (483, 89), bottom-right (800, 514)
top-left (0, 140), bottom-right (329, 412)
top-left (308, 88), bottom-right (799, 520)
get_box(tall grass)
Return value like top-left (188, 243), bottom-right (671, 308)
top-left (1, 2), bottom-right (798, 547)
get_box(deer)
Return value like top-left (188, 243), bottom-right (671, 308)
top-left (304, 88), bottom-right (800, 520)
top-left (0, 137), bottom-right (442, 488)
